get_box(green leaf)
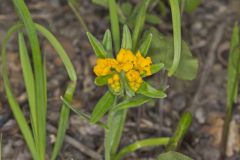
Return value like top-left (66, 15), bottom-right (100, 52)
top-left (1, 23), bottom-right (38, 160)
top-left (13, 0), bottom-right (47, 158)
top-left (148, 28), bottom-right (198, 80)
top-left (87, 32), bottom-right (108, 58)
top-left (90, 91), bottom-right (115, 123)
top-left (150, 63), bottom-right (165, 75)
top-left (158, 151), bottom-right (193, 160)
top-left (166, 112), bottom-right (192, 151)
top-left (146, 14), bottom-right (161, 25)
top-left (106, 109), bottom-right (127, 156)
top-left (61, 97), bottom-right (109, 129)
top-left (35, 23), bottom-right (77, 81)
top-left (114, 137), bottom-right (170, 160)
top-left (120, 2), bottom-right (133, 17)
top-left (102, 29), bottom-right (113, 57)
top-left (138, 82), bottom-right (167, 99)
top-left (92, 0), bottom-right (108, 8)
top-left (168, 0), bottom-right (182, 76)
top-left (132, 0), bottom-right (150, 51)
top-left (121, 25), bottom-right (132, 50)
top-left (95, 74), bottom-right (112, 86)
top-left (180, 0), bottom-right (201, 13)
top-left (139, 32), bottom-right (152, 56)
top-left (113, 95), bottom-right (152, 111)
top-left (121, 72), bottom-right (135, 97)
top-left (109, 0), bottom-right (120, 52)
top-left (227, 22), bottom-right (240, 106)
top-left (18, 33), bottom-right (38, 148)
top-left (50, 82), bottom-right (76, 160)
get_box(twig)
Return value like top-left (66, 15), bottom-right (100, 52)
top-left (47, 123), bottom-right (102, 160)
top-left (189, 23), bottom-right (225, 113)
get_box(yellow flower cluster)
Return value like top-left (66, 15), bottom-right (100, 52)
top-left (107, 74), bottom-right (121, 92)
top-left (93, 49), bottom-right (152, 92)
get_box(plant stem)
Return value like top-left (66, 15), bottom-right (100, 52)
top-left (68, 0), bottom-right (89, 33)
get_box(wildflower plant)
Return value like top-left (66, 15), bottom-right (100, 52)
top-left (63, 0), bottom-right (197, 159)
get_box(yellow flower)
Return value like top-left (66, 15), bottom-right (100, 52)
top-left (93, 58), bottom-right (117, 76)
top-left (134, 51), bottom-right (152, 76)
top-left (93, 49), bottom-right (153, 93)
top-left (108, 74), bottom-right (121, 92)
top-left (126, 70), bottom-right (143, 91)
top-left (116, 49), bottom-right (136, 72)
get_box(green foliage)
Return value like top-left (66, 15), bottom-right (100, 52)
top-left (2, 1), bottom-right (77, 160)
top-left (95, 74), bottom-right (113, 86)
top-left (121, 25), bottom-right (132, 49)
top-left (132, 0), bottom-right (150, 51)
top-left (114, 137), bottom-right (170, 160)
top-left (150, 63), bottom-right (165, 75)
top-left (90, 91), bottom-right (116, 123)
top-left (103, 29), bottom-right (113, 57)
top-left (113, 95), bottom-right (152, 111)
top-left (109, 0), bottom-right (120, 52)
top-left (158, 151), bottom-right (193, 160)
top-left (227, 23), bottom-right (240, 106)
top-left (166, 112), bottom-right (192, 151)
top-left (148, 28), bottom-right (198, 80)
top-left (138, 82), bottom-right (167, 99)
top-left (168, 0), bottom-right (181, 76)
top-left (179, 0), bottom-right (201, 13)
top-left (87, 32), bottom-right (108, 58)
top-left (139, 33), bottom-right (152, 56)
top-left (221, 23), bottom-right (240, 156)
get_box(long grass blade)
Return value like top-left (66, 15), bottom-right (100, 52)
top-left (35, 23), bottom-right (77, 81)
top-left (50, 82), bottom-right (76, 160)
top-left (221, 23), bottom-right (240, 156)
top-left (114, 137), bottom-right (170, 160)
top-left (1, 23), bottom-right (38, 160)
top-left (168, 0), bottom-right (181, 76)
top-left (18, 32), bottom-right (38, 147)
top-left (132, 0), bottom-right (150, 51)
top-left (108, 0), bottom-right (120, 53)
top-left (13, 1), bottom-right (46, 158)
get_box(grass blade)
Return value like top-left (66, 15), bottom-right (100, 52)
top-left (139, 33), bottom-right (152, 56)
top-left (35, 23), bottom-right (77, 81)
top-left (221, 23), bottom-right (240, 156)
top-left (168, 0), bottom-right (182, 76)
top-left (132, 0), bottom-right (150, 51)
top-left (108, 0), bottom-right (120, 52)
top-left (166, 112), bottom-right (192, 151)
top-left (13, 1), bottom-right (46, 158)
top-left (68, 0), bottom-right (89, 32)
top-left (18, 32), bottom-right (39, 148)
top-left (50, 82), bottom-right (76, 160)
top-left (1, 23), bottom-right (38, 160)
top-left (114, 137), bottom-right (170, 160)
